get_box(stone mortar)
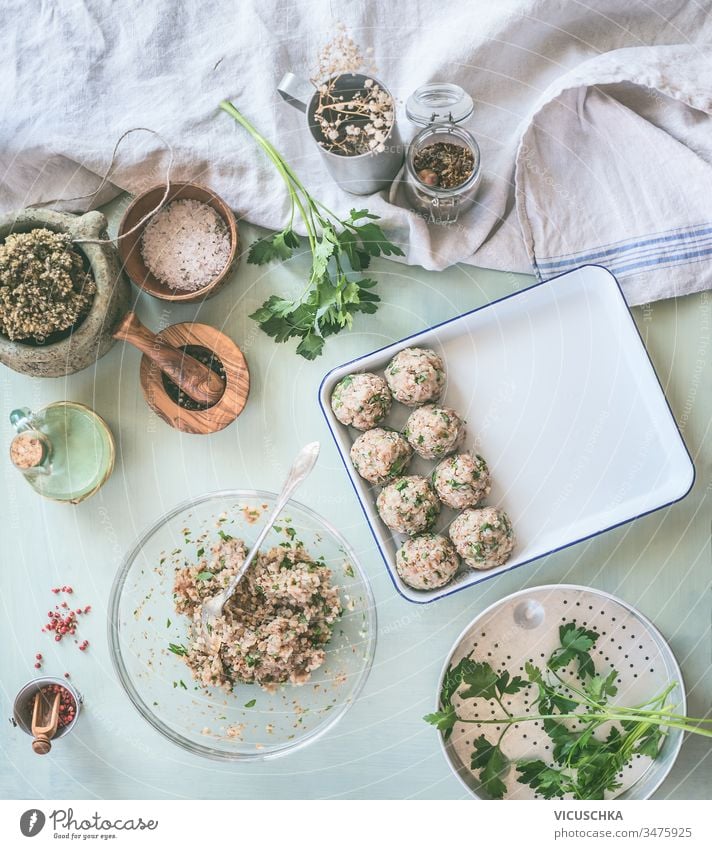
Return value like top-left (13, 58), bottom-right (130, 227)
top-left (0, 208), bottom-right (132, 377)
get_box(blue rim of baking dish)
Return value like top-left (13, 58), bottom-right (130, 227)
top-left (317, 264), bottom-right (696, 604)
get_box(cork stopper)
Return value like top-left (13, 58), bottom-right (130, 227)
top-left (10, 431), bottom-right (47, 470)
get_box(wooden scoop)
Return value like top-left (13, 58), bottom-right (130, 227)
top-left (31, 691), bottom-right (60, 755)
top-left (113, 312), bottom-right (225, 407)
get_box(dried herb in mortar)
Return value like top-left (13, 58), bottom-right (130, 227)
top-left (0, 228), bottom-right (96, 343)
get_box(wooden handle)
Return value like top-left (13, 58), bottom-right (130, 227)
top-left (32, 734), bottom-right (52, 755)
top-left (113, 312), bottom-right (225, 406)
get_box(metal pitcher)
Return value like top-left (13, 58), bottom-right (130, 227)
top-left (277, 72), bottom-right (404, 196)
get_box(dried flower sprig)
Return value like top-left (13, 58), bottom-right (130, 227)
top-left (312, 25), bottom-right (375, 83)
top-left (310, 27), bottom-right (394, 157)
top-left (313, 78), bottom-right (395, 156)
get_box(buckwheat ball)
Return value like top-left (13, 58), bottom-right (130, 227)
top-left (350, 428), bottom-right (413, 485)
top-left (404, 404), bottom-right (466, 460)
top-left (432, 453), bottom-right (491, 509)
top-left (449, 506), bottom-right (514, 570)
top-left (330, 372), bottom-right (391, 430)
top-left (395, 533), bottom-right (460, 590)
top-left (384, 347), bottom-right (445, 407)
top-left (376, 475), bottom-right (441, 535)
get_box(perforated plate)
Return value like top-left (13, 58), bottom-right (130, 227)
top-left (439, 585), bottom-right (685, 799)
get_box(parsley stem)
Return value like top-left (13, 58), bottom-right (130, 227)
top-left (455, 712), bottom-right (712, 737)
top-left (494, 695), bottom-right (512, 718)
top-left (548, 668), bottom-right (599, 707)
top-left (625, 682), bottom-right (679, 711)
top-left (219, 100), bottom-right (317, 251)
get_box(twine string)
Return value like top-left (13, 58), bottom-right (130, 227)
top-left (34, 127), bottom-right (175, 245)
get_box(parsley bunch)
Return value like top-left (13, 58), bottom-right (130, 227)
top-left (219, 101), bottom-right (404, 359)
top-left (425, 622), bottom-right (712, 800)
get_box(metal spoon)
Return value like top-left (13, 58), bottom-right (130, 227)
top-left (200, 441), bottom-right (320, 632)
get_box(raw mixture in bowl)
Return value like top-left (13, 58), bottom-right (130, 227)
top-left (174, 535), bottom-right (342, 690)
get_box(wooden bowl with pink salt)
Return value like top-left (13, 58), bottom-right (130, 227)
top-left (118, 182), bottom-right (239, 303)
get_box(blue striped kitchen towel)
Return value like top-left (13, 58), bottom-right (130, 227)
top-left (515, 45), bottom-right (712, 305)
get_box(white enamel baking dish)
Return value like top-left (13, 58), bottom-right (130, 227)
top-left (318, 265), bottom-right (695, 603)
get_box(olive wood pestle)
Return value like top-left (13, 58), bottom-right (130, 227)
top-left (113, 312), bottom-right (225, 406)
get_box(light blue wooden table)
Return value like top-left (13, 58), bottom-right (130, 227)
top-left (1, 197), bottom-right (710, 799)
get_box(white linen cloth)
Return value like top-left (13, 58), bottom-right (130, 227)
top-left (2, 0), bottom-right (712, 305)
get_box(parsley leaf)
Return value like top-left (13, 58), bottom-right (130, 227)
top-left (526, 662), bottom-right (578, 715)
top-left (548, 623), bottom-right (599, 678)
top-left (423, 704), bottom-right (458, 736)
top-left (585, 669), bottom-right (619, 703)
top-left (496, 670), bottom-right (528, 697)
top-left (247, 229), bottom-right (300, 264)
top-left (426, 657), bottom-right (479, 740)
top-left (517, 760), bottom-right (569, 799)
top-left (632, 723), bottom-right (665, 759)
top-left (460, 661), bottom-right (500, 700)
top-left (471, 735), bottom-right (509, 800)
top-left (220, 102), bottom-right (403, 360)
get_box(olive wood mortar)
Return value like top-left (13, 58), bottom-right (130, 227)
top-left (113, 312), bottom-right (225, 407)
top-left (114, 313), bottom-right (249, 434)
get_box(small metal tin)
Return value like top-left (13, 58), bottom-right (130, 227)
top-left (278, 71), bottom-right (404, 195)
top-left (10, 677), bottom-right (83, 739)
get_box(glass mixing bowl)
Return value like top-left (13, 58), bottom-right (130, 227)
top-left (108, 490), bottom-right (377, 760)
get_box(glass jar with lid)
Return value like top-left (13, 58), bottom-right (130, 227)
top-left (403, 84), bottom-right (482, 224)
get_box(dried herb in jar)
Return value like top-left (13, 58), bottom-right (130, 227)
top-left (413, 142), bottom-right (475, 189)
